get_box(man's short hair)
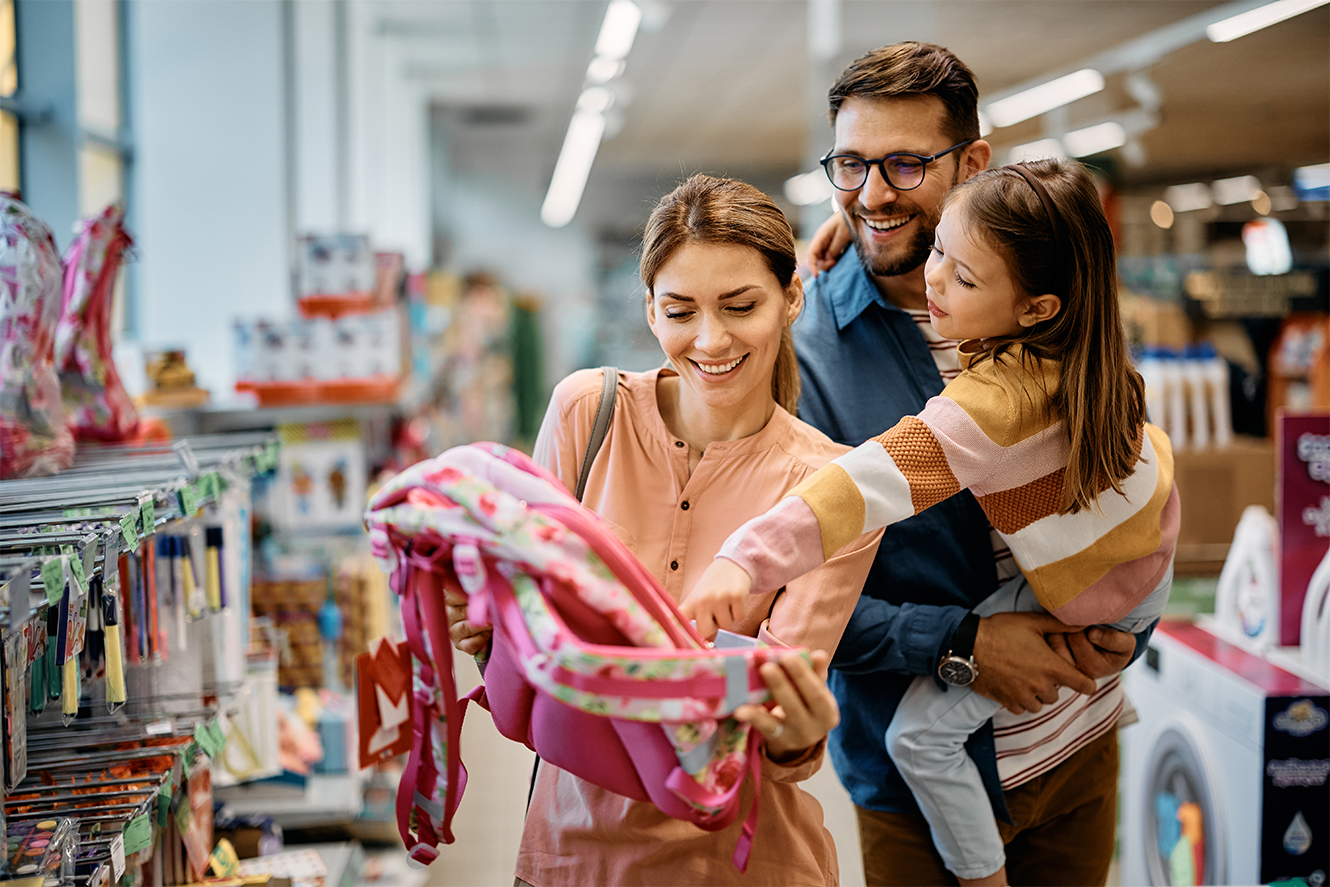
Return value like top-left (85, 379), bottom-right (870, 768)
top-left (828, 42), bottom-right (980, 145)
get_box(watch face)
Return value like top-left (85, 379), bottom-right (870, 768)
top-left (939, 657), bottom-right (977, 687)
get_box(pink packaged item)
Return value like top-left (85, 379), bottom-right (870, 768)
top-left (0, 193), bottom-right (74, 477)
top-left (364, 443), bottom-right (800, 872)
top-left (57, 203), bottom-right (138, 441)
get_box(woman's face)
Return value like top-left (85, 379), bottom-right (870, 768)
top-left (647, 241), bottom-right (801, 423)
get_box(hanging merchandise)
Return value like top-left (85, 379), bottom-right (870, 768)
top-left (0, 194), bottom-right (74, 478)
top-left (56, 202), bottom-right (139, 442)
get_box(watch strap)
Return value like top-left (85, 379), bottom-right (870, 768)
top-left (948, 611), bottom-right (980, 660)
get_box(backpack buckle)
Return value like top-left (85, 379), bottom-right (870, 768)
top-left (452, 540), bottom-right (487, 595)
top-left (407, 844), bottom-right (440, 868)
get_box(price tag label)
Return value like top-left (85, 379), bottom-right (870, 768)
top-left (66, 547), bottom-right (86, 592)
top-left (178, 484), bottom-right (198, 516)
top-left (119, 513), bottom-right (138, 550)
top-left (140, 500), bottom-right (156, 536)
top-left (121, 812), bottom-right (152, 855)
top-left (41, 558), bottom-right (64, 606)
top-left (194, 721), bottom-right (223, 758)
top-left (110, 834), bottom-right (126, 880)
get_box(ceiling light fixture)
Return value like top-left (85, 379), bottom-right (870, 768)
top-left (585, 56), bottom-right (626, 84)
top-left (1150, 201), bottom-right (1175, 229)
top-left (985, 69), bottom-right (1105, 128)
top-left (1206, 0), bottom-right (1330, 42)
top-left (542, 1), bottom-right (642, 228)
top-left (783, 170), bottom-right (833, 207)
top-left (541, 109), bottom-right (607, 228)
top-left (1063, 121), bottom-right (1127, 158)
top-left (1212, 174), bottom-right (1263, 205)
top-left (1164, 183), bottom-right (1214, 213)
top-left (595, 0), bottom-right (643, 59)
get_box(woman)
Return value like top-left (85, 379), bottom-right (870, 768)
top-left (447, 174), bottom-right (880, 886)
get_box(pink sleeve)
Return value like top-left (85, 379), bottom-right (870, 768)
top-left (718, 497), bottom-right (830, 594)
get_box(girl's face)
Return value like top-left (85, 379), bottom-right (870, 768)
top-left (647, 241), bottom-right (801, 422)
top-left (924, 204), bottom-right (1039, 342)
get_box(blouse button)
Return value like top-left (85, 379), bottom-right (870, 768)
top-left (674, 440), bottom-right (684, 448)
top-left (681, 501), bottom-right (689, 511)
top-left (670, 560), bottom-right (679, 571)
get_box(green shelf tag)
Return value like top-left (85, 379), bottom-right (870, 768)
top-left (193, 721), bottom-right (223, 758)
top-left (67, 547), bottom-right (86, 591)
top-left (206, 720), bottom-right (227, 755)
top-left (121, 812), bottom-right (152, 856)
top-left (41, 558), bottom-right (64, 606)
top-left (178, 484), bottom-right (198, 516)
top-left (140, 500), bottom-right (156, 536)
top-left (119, 513), bottom-right (138, 550)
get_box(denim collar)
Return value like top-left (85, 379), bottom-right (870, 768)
top-left (821, 245), bottom-right (909, 331)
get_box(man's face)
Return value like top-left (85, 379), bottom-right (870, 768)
top-left (830, 95), bottom-right (972, 280)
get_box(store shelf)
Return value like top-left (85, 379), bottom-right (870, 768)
top-left (214, 772), bottom-right (366, 829)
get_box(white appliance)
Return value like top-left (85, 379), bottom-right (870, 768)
top-left (1121, 621), bottom-right (1329, 886)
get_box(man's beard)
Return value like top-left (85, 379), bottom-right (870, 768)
top-left (850, 221), bottom-right (933, 278)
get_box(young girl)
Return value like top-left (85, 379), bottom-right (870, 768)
top-left (685, 157), bottom-right (1179, 886)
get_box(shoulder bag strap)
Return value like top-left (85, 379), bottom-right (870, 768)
top-left (574, 367), bottom-right (618, 502)
top-left (529, 366), bottom-right (617, 813)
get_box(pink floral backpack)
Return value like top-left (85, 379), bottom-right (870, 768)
top-left (0, 193), bottom-right (74, 477)
top-left (364, 442), bottom-right (798, 872)
top-left (56, 203), bottom-right (139, 441)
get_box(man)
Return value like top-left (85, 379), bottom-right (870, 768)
top-left (794, 42), bottom-right (1153, 886)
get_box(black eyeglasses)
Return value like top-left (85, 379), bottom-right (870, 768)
top-left (819, 140), bottom-right (975, 192)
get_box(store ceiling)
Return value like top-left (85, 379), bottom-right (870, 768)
top-left (377, 0), bottom-right (1330, 241)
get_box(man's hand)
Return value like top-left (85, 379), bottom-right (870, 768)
top-left (970, 612), bottom-right (1097, 714)
top-left (680, 558), bottom-right (753, 640)
top-left (1047, 625), bottom-right (1136, 680)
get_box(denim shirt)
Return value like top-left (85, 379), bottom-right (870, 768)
top-left (793, 247), bottom-right (1009, 817)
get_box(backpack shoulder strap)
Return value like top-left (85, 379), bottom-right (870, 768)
top-left (574, 367), bottom-right (617, 502)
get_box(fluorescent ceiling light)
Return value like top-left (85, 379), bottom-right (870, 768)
top-left (783, 170), bottom-right (833, 207)
top-left (1206, 0), bottom-right (1329, 42)
top-left (595, 0), bottom-right (642, 60)
top-left (1007, 139), bottom-right (1067, 165)
top-left (1212, 174), bottom-right (1262, 205)
top-left (986, 69), bottom-right (1105, 128)
top-left (577, 86), bottom-right (615, 114)
top-left (541, 110), bottom-right (607, 228)
top-left (1063, 121), bottom-right (1126, 157)
top-left (1164, 183), bottom-right (1214, 213)
top-left (586, 56), bottom-right (625, 84)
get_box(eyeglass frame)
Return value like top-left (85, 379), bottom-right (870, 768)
top-left (818, 139), bottom-right (976, 193)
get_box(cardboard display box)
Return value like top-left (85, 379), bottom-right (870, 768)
top-left (1172, 436), bottom-right (1276, 575)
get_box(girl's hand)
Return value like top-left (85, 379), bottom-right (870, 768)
top-left (805, 212), bottom-right (853, 277)
top-left (681, 558), bottom-right (753, 640)
top-left (444, 583), bottom-right (493, 659)
top-left (734, 650), bottom-right (839, 762)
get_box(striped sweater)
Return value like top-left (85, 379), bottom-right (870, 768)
top-left (721, 344), bottom-right (1180, 627)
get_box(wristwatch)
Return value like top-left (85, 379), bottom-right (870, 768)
top-left (937, 612), bottom-right (980, 687)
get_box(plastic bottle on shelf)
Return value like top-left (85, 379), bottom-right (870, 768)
top-left (1182, 344), bottom-right (1211, 449)
top-left (1136, 347), bottom-right (1168, 432)
top-left (1197, 341), bottom-right (1232, 448)
top-left (1214, 505), bottom-right (1281, 649)
top-left (1300, 548), bottom-right (1330, 684)
top-left (1159, 348), bottom-right (1189, 449)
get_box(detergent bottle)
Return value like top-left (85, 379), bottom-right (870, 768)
top-left (1214, 505), bottom-right (1281, 649)
top-left (1300, 548), bottom-right (1330, 685)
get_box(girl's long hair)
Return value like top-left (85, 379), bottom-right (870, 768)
top-left (640, 174), bottom-right (801, 414)
top-left (948, 158), bottom-right (1145, 514)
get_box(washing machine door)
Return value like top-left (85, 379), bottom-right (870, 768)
top-left (1141, 712), bottom-right (1228, 886)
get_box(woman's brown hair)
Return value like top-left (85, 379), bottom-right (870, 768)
top-left (946, 158), bottom-right (1145, 514)
top-left (639, 174), bottom-right (802, 414)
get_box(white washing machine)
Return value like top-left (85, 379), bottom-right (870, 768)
top-left (1121, 621), bottom-right (1329, 886)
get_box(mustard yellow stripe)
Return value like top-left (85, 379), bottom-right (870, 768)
top-left (944, 354), bottom-right (1058, 447)
top-left (789, 463), bottom-right (867, 561)
top-left (1024, 453), bottom-right (1173, 612)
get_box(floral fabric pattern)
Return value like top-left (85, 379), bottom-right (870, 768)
top-left (0, 195), bottom-right (73, 478)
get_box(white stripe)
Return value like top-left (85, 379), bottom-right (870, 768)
top-left (1002, 431), bottom-right (1162, 571)
top-left (831, 441), bottom-right (918, 534)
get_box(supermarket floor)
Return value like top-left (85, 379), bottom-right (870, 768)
top-left (367, 659), bottom-right (1123, 887)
